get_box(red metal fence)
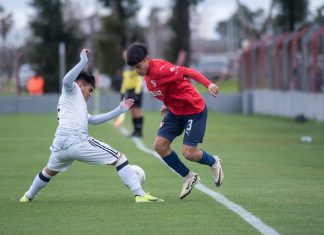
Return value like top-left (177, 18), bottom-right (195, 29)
top-left (238, 25), bottom-right (324, 93)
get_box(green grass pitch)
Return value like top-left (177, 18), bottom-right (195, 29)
top-left (0, 111), bottom-right (324, 235)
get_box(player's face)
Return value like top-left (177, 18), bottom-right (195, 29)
top-left (134, 57), bottom-right (149, 76)
top-left (78, 82), bottom-right (94, 101)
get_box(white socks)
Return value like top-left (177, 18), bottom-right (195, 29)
top-left (115, 155), bottom-right (145, 196)
top-left (26, 169), bottom-right (52, 199)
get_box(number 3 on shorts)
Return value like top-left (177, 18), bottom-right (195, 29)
top-left (185, 119), bottom-right (193, 135)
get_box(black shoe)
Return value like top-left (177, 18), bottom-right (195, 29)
top-left (129, 132), bottom-right (142, 138)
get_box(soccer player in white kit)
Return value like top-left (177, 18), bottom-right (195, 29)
top-left (19, 49), bottom-right (163, 203)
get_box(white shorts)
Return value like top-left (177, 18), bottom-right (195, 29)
top-left (47, 137), bottom-right (120, 172)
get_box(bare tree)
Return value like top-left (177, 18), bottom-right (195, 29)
top-left (0, 6), bottom-right (13, 42)
top-left (0, 6), bottom-right (14, 84)
top-left (235, 0), bottom-right (275, 39)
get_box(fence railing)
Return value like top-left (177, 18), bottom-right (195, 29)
top-left (238, 25), bottom-right (324, 93)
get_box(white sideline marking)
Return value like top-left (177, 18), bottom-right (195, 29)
top-left (118, 126), bottom-right (280, 235)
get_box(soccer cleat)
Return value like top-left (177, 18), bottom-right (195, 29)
top-left (19, 193), bottom-right (32, 203)
top-left (135, 193), bottom-right (164, 203)
top-left (129, 131), bottom-right (142, 138)
top-left (211, 155), bottom-right (224, 187)
top-left (179, 171), bottom-right (200, 199)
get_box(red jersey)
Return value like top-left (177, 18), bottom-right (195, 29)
top-left (145, 59), bottom-right (206, 115)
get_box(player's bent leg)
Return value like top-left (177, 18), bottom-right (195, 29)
top-left (156, 137), bottom-right (190, 177)
top-left (19, 167), bottom-right (58, 203)
top-left (155, 137), bottom-right (199, 199)
top-left (114, 154), bottom-right (164, 203)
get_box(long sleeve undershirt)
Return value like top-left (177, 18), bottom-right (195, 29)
top-left (62, 51), bottom-right (88, 90)
top-left (88, 103), bottom-right (128, 125)
top-left (183, 67), bottom-right (211, 88)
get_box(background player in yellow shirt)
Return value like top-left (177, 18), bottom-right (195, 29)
top-left (120, 65), bottom-right (144, 137)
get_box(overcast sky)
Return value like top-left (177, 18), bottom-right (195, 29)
top-left (0, 0), bottom-right (322, 46)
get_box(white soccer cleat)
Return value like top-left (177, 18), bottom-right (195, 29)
top-left (211, 155), bottom-right (224, 187)
top-left (179, 171), bottom-right (200, 199)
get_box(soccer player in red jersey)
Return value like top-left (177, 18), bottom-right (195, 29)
top-left (126, 43), bottom-right (224, 199)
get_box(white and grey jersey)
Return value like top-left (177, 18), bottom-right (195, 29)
top-left (49, 50), bottom-right (129, 152)
top-left (51, 84), bottom-right (89, 151)
top-left (50, 50), bottom-right (89, 151)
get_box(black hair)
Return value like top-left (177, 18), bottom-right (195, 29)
top-left (126, 43), bottom-right (148, 66)
top-left (76, 71), bottom-right (96, 89)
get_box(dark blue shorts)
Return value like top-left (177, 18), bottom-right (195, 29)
top-left (123, 89), bottom-right (143, 107)
top-left (157, 106), bottom-right (208, 147)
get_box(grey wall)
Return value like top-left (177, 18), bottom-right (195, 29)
top-left (242, 89), bottom-right (324, 121)
top-left (0, 95), bottom-right (59, 113)
top-left (0, 93), bottom-right (241, 114)
top-left (2, 91), bottom-right (322, 122)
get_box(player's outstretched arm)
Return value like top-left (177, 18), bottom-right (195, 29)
top-left (88, 98), bottom-right (135, 125)
top-left (62, 49), bottom-right (89, 90)
top-left (183, 67), bottom-right (218, 97)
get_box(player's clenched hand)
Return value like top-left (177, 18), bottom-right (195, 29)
top-left (80, 48), bottom-right (90, 62)
top-left (208, 83), bottom-right (219, 97)
top-left (160, 105), bottom-right (169, 117)
top-left (120, 98), bottom-right (134, 112)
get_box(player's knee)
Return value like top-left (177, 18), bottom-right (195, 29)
top-left (116, 153), bottom-right (127, 163)
top-left (153, 142), bottom-right (167, 155)
top-left (154, 136), bottom-right (171, 156)
top-left (153, 143), bottom-right (163, 154)
top-left (115, 154), bottom-right (129, 171)
top-left (44, 167), bottom-right (58, 177)
top-left (182, 148), bottom-right (196, 161)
